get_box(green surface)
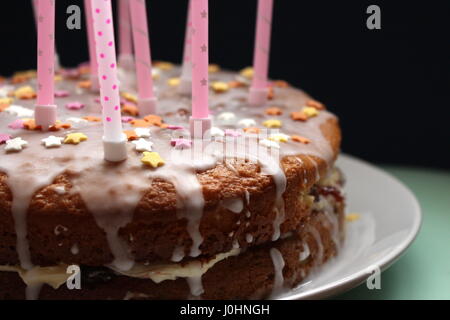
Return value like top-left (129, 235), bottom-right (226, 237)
top-left (336, 166), bottom-right (450, 300)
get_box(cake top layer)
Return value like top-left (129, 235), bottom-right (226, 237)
top-left (0, 64), bottom-right (340, 271)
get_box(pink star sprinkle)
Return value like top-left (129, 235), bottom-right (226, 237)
top-left (65, 101), bottom-right (85, 110)
top-left (8, 119), bottom-right (25, 130)
top-left (225, 129), bottom-right (242, 138)
top-left (167, 125), bottom-right (185, 130)
top-left (171, 138), bottom-right (192, 150)
top-left (121, 116), bottom-right (133, 123)
top-left (54, 90), bottom-right (70, 98)
top-left (0, 134), bottom-right (12, 144)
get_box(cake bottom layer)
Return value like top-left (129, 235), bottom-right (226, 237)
top-left (0, 201), bottom-right (344, 300)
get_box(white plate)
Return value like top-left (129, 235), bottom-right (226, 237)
top-left (276, 154), bottom-right (422, 300)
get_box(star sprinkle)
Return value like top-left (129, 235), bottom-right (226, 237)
top-left (0, 97), bottom-right (14, 110)
top-left (225, 129), bottom-right (242, 138)
top-left (259, 139), bottom-right (280, 149)
top-left (210, 127), bottom-right (225, 138)
top-left (83, 116), bottom-right (101, 122)
top-left (167, 77), bottom-right (181, 87)
top-left (240, 67), bottom-right (254, 79)
top-left (290, 111), bottom-right (308, 122)
top-left (272, 80), bottom-right (290, 88)
top-left (14, 86), bottom-right (36, 99)
top-left (211, 81), bottom-right (230, 93)
top-left (166, 125), bottom-right (184, 130)
top-left (130, 119), bottom-right (152, 128)
top-left (23, 119), bottom-right (42, 131)
top-left (305, 99), bottom-right (326, 110)
top-left (123, 130), bottom-right (138, 141)
top-left (153, 61), bottom-right (174, 70)
top-left (291, 135), bottom-right (311, 144)
top-left (0, 87), bottom-right (15, 98)
top-left (5, 137), bottom-right (28, 152)
top-left (77, 80), bottom-right (92, 89)
top-left (121, 92), bottom-right (138, 104)
top-left (217, 112), bottom-right (236, 124)
top-left (269, 133), bottom-right (290, 143)
top-left (143, 114), bottom-right (163, 126)
top-left (141, 151), bottom-right (165, 168)
top-left (49, 122), bottom-right (72, 132)
top-left (4, 105), bottom-right (34, 117)
top-left (152, 68), bottom-right (161, 80)
top-left (265, 107), bottom-right (283, 116)
top-left (0, 134), bottom-right (11, 144)
top-left (64, 133), bottom-right (88, 145)
top-left (41, 135), bottom-right (64, 148)
top-left (135, 128), bottom-right (151, 138)
top-left (243, 127), bottom-right (261, 134)
top-left (267, 87), bottom-right (275, 100)
top-left (132, 138), bottom-right (154, 152)
top-left (66, 117), bottom-right (88, 124)
top-left (238, 118), bottom-right (256, 128)
top-left (228, 80), bottom-right (246, 88)
top-left (8, 119), bottom-right (25, 130)
top-left (122, 104), bottom-right (139, 116)
top-left (208, 64), bottom-right (220, 73)
top-left (121, 116), bottom-right (133, 123)
top-left (66, 101), bottom-right (85, 110)
top-left (54, 90), bottom-right (70, 98)
top-left (302, 107), bottom-right (319, 118)
top-left (262, 119), bottom-right (282, 128)
top-left (171, 138), bottom-right (192, 150)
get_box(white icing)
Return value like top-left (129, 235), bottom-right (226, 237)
top-left (269, 248), bottom-right (285, 297)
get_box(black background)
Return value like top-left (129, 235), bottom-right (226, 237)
top-left (0, 0), bottom-right (449, 169)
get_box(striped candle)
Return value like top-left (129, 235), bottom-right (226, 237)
top-left (179, 0), bottom-right (193, 94)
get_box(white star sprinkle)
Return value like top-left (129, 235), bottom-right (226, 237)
top-left (4, 105), bottom-right (34, 118)
top-left (259, 139), bottom-right (280, 149)
top-left (210, 127), bottom-right (225, 138)
top-left (135, 128), bottom-right (151, 138)
top-left (217, 112), bottom-right (236, 124)
top-left (238, 118), bottom-right (257, 128)
top-left (66, 117), bottom-right (88, 124)
top-left (132, 138), bottom-right (153, 152)
top-left (5, 137), bottom-right (28, 152)
top-left (41, 135), bottom-right (64, 148)
top-left (0, 85), bottom-right (14, 98)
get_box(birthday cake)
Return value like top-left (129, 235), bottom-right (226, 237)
top-left (0, 63), bottom-right (345, 300)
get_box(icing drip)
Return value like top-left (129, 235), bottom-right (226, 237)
top-left (222, 197), bottom-right (244, 213)
top-left (25, 283), bottom-right (43, 300)
top-left (308, 227), bottom-right (324, 266)
top-left (187, 276), bottom-right (204, 297)
top-left (299, 242), bottom-right (310, 261)
top-left (171, 245), bottom-right (185, 262)
top-left (269, 248), bottom-right (285, 297)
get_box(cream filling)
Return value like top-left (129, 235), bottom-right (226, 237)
top-left (0, 248), bottom-right (240, 289)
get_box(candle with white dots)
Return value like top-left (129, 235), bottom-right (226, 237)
top-left (189, 0), bottom-right (211, 138)
top-left (35, 0), bottom-right (57, 129)
top-left (84, 0), bottom-right (100, 91)
top-left (91, 0), bottom-right (127, 162)
top-left (129, 0), bottom-right (157, 116)
top-left (249, 0), bottom-right (274, 106)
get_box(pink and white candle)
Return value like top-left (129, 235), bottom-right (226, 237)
top-left (129, 0), bottom-right (157, 116)
top-left (249, 0), bottom-right (274, 106)
top-left (91, 0), bottom-right (127, 162)
top-left (84, 0), bottom-right (99, 91)
top-left (189, 0), bottom-right (211, 138)
top-left (118, 0), bottom-right (134, 69)
top-left (179, 0), bottom-right (193, 94)
top-left (35, 0), bottom-right (57, 128)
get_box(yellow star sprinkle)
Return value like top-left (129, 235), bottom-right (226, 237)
top-left (64, 133), bottom-right (88, 145)
top-left (208, 64), bottom-right (221, 73)
top-left (240, 67), bottom-right (254, 79)
top-left (14, 86), bottom-right (36, 99)
top-left (167, 77), bottom-right (181, 87)
top-left (346, 213), bottom-right (360, 222)
top-left (268, 133), bottom-right (290, 143)
top-left (121, 92), bottom-right (138, 104)
top-left (153, 61), bottom-right (174, 70)
top-left (302, 107), bottom-right (319, 118)
top-left (262, 119), bottom-right (282, 128)
top-left (141, 151), bottom-right (165, 168)
top-left (211, 81), bottom-right (230, 93)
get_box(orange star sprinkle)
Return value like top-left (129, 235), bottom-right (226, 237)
top-left (228, 80), bottom-right (246, 88)
top-left (124, 130), bottom-right (138, 141)
top-left (267, 86), bottom-right (275, 100)
top-left (23, 119), bottom-right (42, 131)
top-left (153, 61), bottom-right (174, 70)
top-left (122, 104), bottom-right (139, 116)
top-left (243, 127), bottom-right (261, 134)
top-left (130, 119), bottom-right (152, 128)
top-left (305, 99), bottom-right (326, 110)
top-left (290, 111), bottom-right (308, 122)
top-left (291, 135), bottom-right (311, 144)
top-left (77, 80), bottom-right (92, 89)
top-left (121, 92), bottom-right (138, 104)
top-left (83, 116), bottom-right (101, 122)
top-left (265, 107), bottom-right (283, 116)
top-left (273, 80), bottom-right (290, 88)
top-left (49, 122), bottom-right (72, 131)
top-left (143, 114), bottom-right (163, 126)
top-left (14, 86), bottom-right (36, 100)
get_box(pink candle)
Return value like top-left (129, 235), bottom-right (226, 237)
top-left (249, 0), bottom-right (274, 106)
top-left (92, 0), bottom-right (127, 161)
top-left (191, 0), bottom-right (209, 119)
top-left (119, 0), bottom-right (133, 56)
top-left (84, 0), bottom-right (99, 91)
top-left (179, 0), bottom-right (193, 94)
top-left (35, 0), bottom-right (57, 128)
top-left (32, 0), bottom-right (38, 25)
top-left (129, 0), bottom-right (157, 115)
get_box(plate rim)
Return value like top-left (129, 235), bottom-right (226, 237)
top-left (278, 154), bottom-right (423, 300)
